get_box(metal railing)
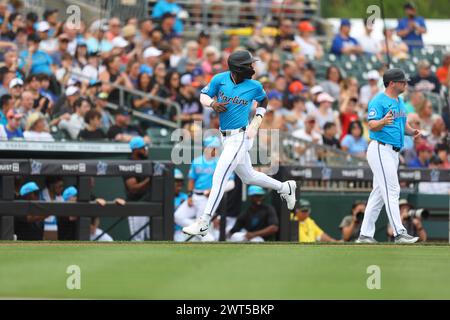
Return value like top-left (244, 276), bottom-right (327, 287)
top-left (68, 70), bottom-right (182, 129)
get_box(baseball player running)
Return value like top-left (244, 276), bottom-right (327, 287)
top-left (182, 50), bottom-right (297, 237)
top-left (175, 136), bottom-right (234, 241)
top-left (357, 68), bottom-right (421, 244)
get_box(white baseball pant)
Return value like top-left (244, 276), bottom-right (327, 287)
top-left (128, 216), bottom-right (150, 241)
top-left (229, 229), bottom-right (265, 242)
top-left (202, 132), bottom-right (283, 218)
top-left (360, 141), bottom-right (407, 238)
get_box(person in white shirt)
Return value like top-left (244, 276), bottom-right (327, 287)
top-left (292, 114), bottom-right (323, 165)
top-left (58, 97), bottom-right (90, 140)
top-left (23, 112), bottom-right (54, 142)
top-left (357, 18), bottom-right (382, 57)
top-left (294, 21), bottom-right (323, 60)
top-left (37, 21), bottom-right (58, 53)
top-left (90, 216), bottom-right (113, 242)
top-left (359, 70), bottom-right (383, 107)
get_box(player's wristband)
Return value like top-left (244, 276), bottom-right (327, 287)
top-left (256, 107), bottom-right (266, 117)
top-left (209, 101), bottom-right (215, 108)
top-left (188, 191), bottom-right (193, 197)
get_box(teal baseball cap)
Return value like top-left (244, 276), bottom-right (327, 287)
top-left (203, 136), bottom-right (221, 148)
top-left (19, 182), bottom-right (40, 197)
top-left (62, 186), bottom-right (78, 201)
top-left (174, 168), bottom-right (184, 180)
top-left (295, 199), bottom-right (311, 211)
top-left (129, 136), bottom-right (146, 150)
top-left (248, 185), bottom-right (265, 196)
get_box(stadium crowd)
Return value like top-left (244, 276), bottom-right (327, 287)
top-left (0, 0), bottom-right (448, 169)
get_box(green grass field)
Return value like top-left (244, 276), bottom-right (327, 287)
top-left (1, 242), bottom-right (450, 300)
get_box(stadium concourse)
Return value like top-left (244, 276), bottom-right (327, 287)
top-left (0, 0), bottom-right (448, 243)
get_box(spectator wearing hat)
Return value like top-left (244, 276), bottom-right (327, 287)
top-left (125, 136), bottom-right (151, 241)
top-left (152, 0), bottom-right (184, 34)
top-left (86, 19), bottom-right (112, 54)
top-left (107, 108), bottom-right (150, 143)
top-left (0, 108), bottom-right (23, 140)
top-left (228, 186), bottom-right (279, 242)
top-left (78, 109), bottom-right (106, 141)
top-left (37, 21), bottom-right (58, 53)
top-left (14, 182), bottom-right (47, 241)
top-left (409, 60), bottom-right (441, 94)
top-left (7, 77), bottom-right (22, 103)
top-left (380, 22), bottom-right (409, 60)
top-left (19, 33), bottom-right (53, 75)
top-left (330, 19), bottom-right (363, 56)
top-left (174, 73), bottom-right (203, 126)
top-left (312, 92), bottom-right (340, 132)
top-left (408, 141), bottom-right (433, 168)
top-left (360, 70), bottom-right (383, 108)
top-left (58, 97), bottom-right (91, 140)
top-left (357, 18), bottom-right (382, 57)
top-left (387, 199), bottom-right (427, 241)
top-left (23, 112), bottom-right (53, 141)
top-left (293, 199), bottom-right (336, 243)
top-left (294, 20), bottom-right (323, 60)
top-left (436, 53), bottom-right (450, 87)
top-left (50, 85), bottom-right (80, 125)
top-left (397, 2), bottom-right (427, 52)
top-left (141, 46), bottom-right (162, 76)
top-left (341, 120), bottom-right (368, 158)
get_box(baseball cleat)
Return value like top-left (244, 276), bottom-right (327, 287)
top-left (182, 217), bottom-right (209, 237)
top-left (356, 235), bottom-right (378, 244)
top-left (394, 233), bottom-right (419, 244)
top-left (280, 180), bottom-right (297, 210)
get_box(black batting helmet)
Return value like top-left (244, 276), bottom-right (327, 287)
top-left (227, 50), bottom-right (258, 78)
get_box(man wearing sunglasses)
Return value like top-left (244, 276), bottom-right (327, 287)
top-left (357, 68), bottom-right (421, 244)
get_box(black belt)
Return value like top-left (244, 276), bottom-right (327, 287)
top-left (194, 191), bottom-right (206, 196)
top-left (377, 141), bottom-right (401, 152)
top-left (221, 126), bottom-right (246, 137)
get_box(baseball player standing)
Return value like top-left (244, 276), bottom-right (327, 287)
top-left (182, 50), bottom-right (297, 237)
top-left (357, 68), bottom-right (421, 244)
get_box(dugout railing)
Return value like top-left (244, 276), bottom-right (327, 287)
top-left (273, 165), bottom-right (450, 241)
top-left (0, 159), bottom-right (174, 241)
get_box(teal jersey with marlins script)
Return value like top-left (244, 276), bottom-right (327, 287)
top-left (201, 71), bottom-right (267, 130)
top-left (367, 92), bottom-right (407, 149)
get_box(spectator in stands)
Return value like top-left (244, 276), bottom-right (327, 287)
top-left (408, 141), bottom-right (433, 168)
top-left (409, 60), bottom-right (441, 94)
top-left (320, 65), bottom-right (342, 100)
top-left (396, 2), bottom-right (427, 52)
top-left (330, 19), bottom-right (363, 57)
top-left (248, 22), bottom-right (273, 51)
top-left (105, 17), bottom-right (122, 42)
top-left (201, 46), bottom-right (220, 78)
top-left (341, 121), bottom-right (368, 158)
top-left (428, 117), bottom-right (447, 148)
top-left (358, 18), bottom-right (382, 57)
top-left (265, 54), bottom-right (281, 83)
top-left (136, 18), bottom-right (154, 50)
top-left (294, 199), bottom-right (336, 243)
top-left (19, 33), bottom-right (53, 76)
top-left (339, 200), bottom-right (366, 242)
top-left (436, 53), bottom-right (450, 87)
top-left (175, 74), bottom-right (203, 126)
top-left (275, 19), bottom-right (297, 53)
top-left (152, 0), bottom-right (184, 34)
top-left (436, 143), bottom-right (450, 169)
top-left (0, 109), bottom-right (23, 140)
top-left (0, 69), bottom-right (14, 98)
top-left (58, 97), bottom-right (91, 140)
top-left (165, 70), bottom-right (181, 101)
top-left (196, 30), bottom-right (210, 59)
top-left (418, 155), bottom-right (450, 194)
top-left (177, 41), bottom-right (199, 74)
top-left (0, 93), bottom-right (13, 126)
top-left (417, 99), bottom-right (442, 135)
top-left (339, 95), bottom-right (359, 140)
top-left (294, 20), bottom-right (323, 60)
top-left (359, 70), bottom-right (382, 108)
top-left (125, 136), bottom-right (151, 241)
top-left (0, 49), bottom-right (19, 76)
top-left (78, 109), bottom-right (107, 141)
top-left (24, 112), bottom-right (54, 142)
top-left (99, 55), bottom-right (133, 105)
top-left (24, 74), bottom-right (51, 116)
top-left (284, 96), bottom-right (307, 132)
top-left (402, 113), bottom-right (422, 164)
top-left (404, 90), bottom-right (425, 114)
top-left (14, 182), bottom-right (47, 241)
top-left (380, 22), bottom-right (409, 60)
top-left (292, 114), bottom-right (323, 165)
top-left (42, 8), bottom-right (60, 38)
top-left (387, 199), bottom-right (427, 241)
top-left (322, 121), bottom-right (341, 149)
top-left (73, 41), bottom-right (89, 70)
top-left (107, 108), bottom-right (150, 143)
top-left (224, 34), bottom-right (240, 55)
top-left (37, 21), bottom-right (57, 54)
top-left (40, 176), bottom-right (64, 240)
top-left (228, 186), bottom-right (279, 242)
top-left (312, 92), bottom-right (339, 132)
